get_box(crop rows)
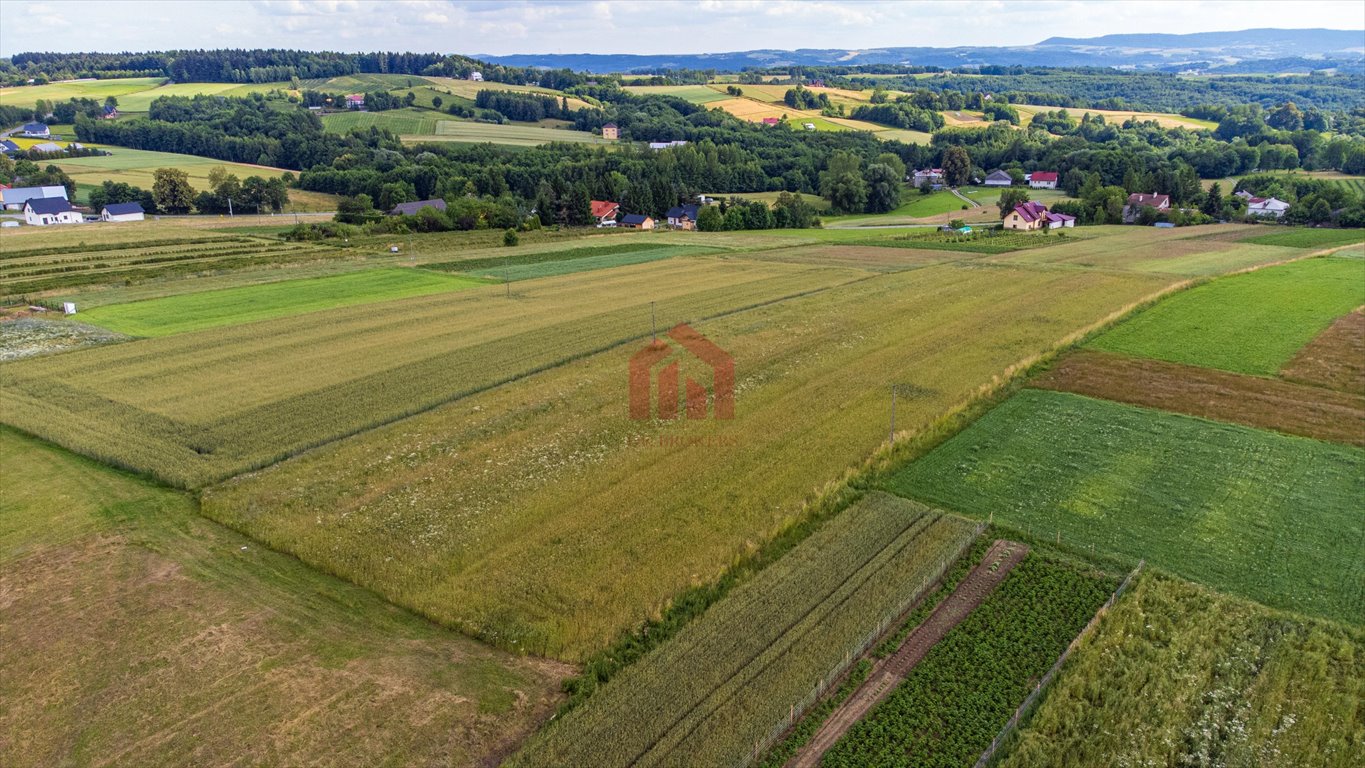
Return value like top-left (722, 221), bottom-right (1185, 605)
top-left (200, 262), bottom-right (1168, 659)
top-left (0, 242), bottom-right (337, 296)
top-left (2, 259), bottom-right (861, 486)
top-left (510, 494), bottom-right (978, 768)
top-left (822, 552), bottom-right (1119, 768)
top-left (999, 574), bottom-right (1365, 768)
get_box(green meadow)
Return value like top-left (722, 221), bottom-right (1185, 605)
top-left (884, 389), bottom-right (1365, 626)
top-left (78, 268), bottom-right (484, 336)
top-left (1089, 256), bottom-right (1365, 375)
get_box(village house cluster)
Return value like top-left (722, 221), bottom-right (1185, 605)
top-left (0, 184), bottom-right (144, 227)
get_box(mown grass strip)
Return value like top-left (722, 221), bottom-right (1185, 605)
top-left (77, 268), bottom-right (485, 336)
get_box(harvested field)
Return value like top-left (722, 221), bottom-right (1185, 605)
top-left (509, 494), bottom-right (979, 768)
top-left (789, 540), bottom-right (1029, 768)
top-left (1090, 256), bottom-right (1365, 375)
top-left (2, 258), bottom-right (860, 488)
top-left (1033, 349), bottom-right (1365, 445)
top-left (0, 317), bottom-right (127, 361)
top-left (1281, 310), bottom-right (1365, 395)
top-left (0, 428), bottom-right (566, 768)
top-left (999, 573), bottom-right (1365, 768)
top-left (886, 389), bottom-right (1365, 625)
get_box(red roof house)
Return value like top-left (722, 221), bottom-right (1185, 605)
top-left (762, 117), bottom-right (780, 126)
top-left (591, 200), bottom-right (620, 225)
top-left (1028, 171), bottom-right (1059, 189)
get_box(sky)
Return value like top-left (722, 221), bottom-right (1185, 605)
top-left (2, 0), bottom-right (1363, 58)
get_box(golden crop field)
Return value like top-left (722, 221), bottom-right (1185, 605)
top-left (1011, 103), bottom-right (1217, 130)
top-left (201, 257), bottom-right (1174, 659)
top-left (1, 258), bottom-right (863, 488)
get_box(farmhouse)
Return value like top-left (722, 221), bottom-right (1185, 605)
top-left (388, 198), bottom-right (447, 216)
top-left (666, 204), bottom-right (701, 230)
top-left (983, 170), bottom-right (1013, 187)
top-left (24, 197), bottom-right (82, 226)
top-left (1123, 192), bottom-right (1171, 223)
top-left (1028, 171), bottom-right (1059, 189)
top-left (1003, 201), bottom-right (1050, 231)
top-left (591, 200), bottom-right (620, 226)
top-left (1, 185), bottom-right (68, 210)
top-left (617, 213), bottom-right (655, 229)
top-left (761, 117), bottom-right (780, 127)
top-left (911, 168), bottom-right (944, 188)
top-left (102, 104), bottom-right (119, 119)
top-left (601, 122), bottom-right (619, 140)
top-left (22, 122), bottom-right (50, 137)
top-left (344, 93), bottom-right (365, 109)
top-left (1246, 196), bottom-right (1291, 218)
top-left (101, 202), bottom-right (145, 222)
top-left (469, 71), bottom-right (483, 81)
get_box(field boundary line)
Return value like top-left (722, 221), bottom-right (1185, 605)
top-left (786, 538), bottom-right (1028, 768)
top-left (972, 559), bottom-right (1145, 768)
top-left (196, 271), bottom-right (880, 488)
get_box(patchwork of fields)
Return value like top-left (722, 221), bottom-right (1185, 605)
top-left (886, 388), bottom-right (1364, 624)
top-left (3, 258), bottom-right (860, 487)
top-left (4, 213), bottom-right (1363, 768)
top-left (512, 494), bottom-right (978, 767)
top-left (199, 259), bottom-right (1170, 658)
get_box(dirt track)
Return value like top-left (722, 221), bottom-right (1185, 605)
top-left (786, 540), bottom-right (1029, 768)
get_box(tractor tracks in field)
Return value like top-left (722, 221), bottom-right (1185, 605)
top-left (786, 539), bottom-right (1029, 768)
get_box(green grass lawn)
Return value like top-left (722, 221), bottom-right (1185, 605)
top-left (78, 268), bottom-right (485, 336)
top-left (1241, 228), bottom-right (1365, 249)
top-left (884, 389), bottom-right (1364, 626)
top-left (1089, 256), bottom-right (1365, 376)
top-left (458, 245), bottom-right (713, 281)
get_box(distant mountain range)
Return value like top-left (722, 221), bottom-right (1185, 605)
top-left (480, 28), bottom-right (1364, 74)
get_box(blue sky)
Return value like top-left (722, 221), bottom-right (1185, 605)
top-left (2, 1), bottom-right (1362, 57)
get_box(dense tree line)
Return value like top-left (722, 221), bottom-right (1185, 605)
top-left (473, 90), bottom-right (573, 122)
top-left (2, 49), bottom-right (589, 89)
top-left (74, 93), bottom-right (399, 169)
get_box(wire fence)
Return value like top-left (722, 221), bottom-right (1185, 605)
top-left (743, 520), bottom-right (987, 767)
top-left (972, 559), bottom-right (1145, 768)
